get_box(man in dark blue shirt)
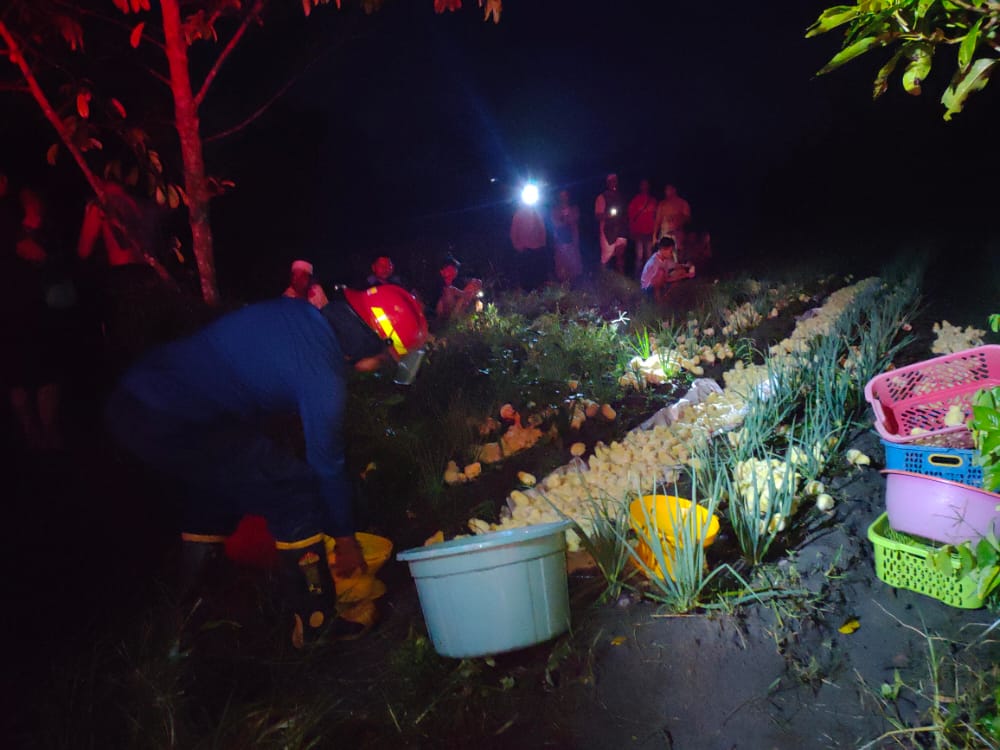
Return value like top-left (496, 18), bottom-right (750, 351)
top-left (106, 284), bottom-right (427, 647)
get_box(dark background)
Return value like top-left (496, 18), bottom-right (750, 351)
top-left (2, 0), bottom-right (998, 298)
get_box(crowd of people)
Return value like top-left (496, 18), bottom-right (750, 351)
top-left (1, 170), bottom-right (195, 458)
top-left (3, 163), bottom-right (710, 651)
top-left (507, 173), bottom-right (710, 299)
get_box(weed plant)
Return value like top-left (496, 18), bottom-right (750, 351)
top-left (629, 326), bottom-right (654, 360)
top-left (858, 607), bottom-right (1000, 750)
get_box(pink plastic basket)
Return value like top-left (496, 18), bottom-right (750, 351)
top-left (865, 345), bottom-right (1000, 448)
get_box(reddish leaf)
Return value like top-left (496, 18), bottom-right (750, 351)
top-left (154, 186), bottom-right (166, 206)
top-left (46, 144), bottom-right (59, 166)
top-left (110, 98), bottom-right (127, 119)
top-left (54, 15), bottom-right (85, 52)
top-left (166, 185), bottom-right (180, 209)
top-left (483, 0), bottom-right (500, 23)
top-left (130, 22), bottom-right (145, 49)
top-left (76, 91), bottom-right (91, 119)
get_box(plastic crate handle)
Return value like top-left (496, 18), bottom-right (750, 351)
top-left (928, 453), bottom-right (964, 468)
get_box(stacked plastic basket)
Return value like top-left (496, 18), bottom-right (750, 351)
top-left (864, 345), bottom-right (1000, 608)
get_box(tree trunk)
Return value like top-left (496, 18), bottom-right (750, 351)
top-left (160, 0), bottom-right (219, 305)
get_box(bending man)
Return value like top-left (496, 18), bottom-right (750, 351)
top-left (105, 284), bottom-right (427, 647)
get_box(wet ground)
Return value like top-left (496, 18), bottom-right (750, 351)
top-left (4, 243), bottom-right (999, 748)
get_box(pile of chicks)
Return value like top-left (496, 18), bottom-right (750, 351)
top-left (455, 279), bottom-right (880, 548)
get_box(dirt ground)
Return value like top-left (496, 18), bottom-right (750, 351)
top-left (4, 247), bottom-right (999, 749)
top-left (319, 429), bottom-right (996, 750)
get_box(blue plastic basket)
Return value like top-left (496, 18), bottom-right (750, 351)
top-left (881, 439), bottom-right (983, 487)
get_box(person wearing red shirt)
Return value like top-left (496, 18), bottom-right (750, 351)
top-left (627, 178), bottom-right (658, 279)
top-left (510, 203), bottom-right (549, 290)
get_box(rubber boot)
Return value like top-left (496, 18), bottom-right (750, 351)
top-left (174, 533), bottom-right (230, 651)
top-left (178, 533), bottom-right (229, 604)
top-left (278, 536), bottom-right (339, 649)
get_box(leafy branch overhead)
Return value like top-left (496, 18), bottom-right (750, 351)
top-left (807, 1), bottom-right (1000, 119)
top-left (1, 0), bottom-right (504, 305)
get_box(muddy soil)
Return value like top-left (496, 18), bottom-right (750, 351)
top-left (5, 254), bottom-right (999, 749)
top-left (315, 430), bottom-right (999, 750)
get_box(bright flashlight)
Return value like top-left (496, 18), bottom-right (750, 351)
top-left (521, 183), bottom-right (540, 206)
top-left (609, 207), bottom-right (618, 216)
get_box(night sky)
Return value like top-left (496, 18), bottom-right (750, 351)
top-left (3, 1), bottom-right (999, 297)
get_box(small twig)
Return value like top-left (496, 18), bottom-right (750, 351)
top-left (193, 0), bottom-right (266, 108)
top-left (870, 600), bottom-right (951, 646)
top-left (857, 725), bottom-right (938, 750)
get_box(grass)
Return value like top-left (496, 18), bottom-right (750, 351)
top-left (857, 605), bottom-right (1000, 750)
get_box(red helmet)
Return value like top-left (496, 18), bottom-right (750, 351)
top-left (344, 284), bottom-right (428, 358)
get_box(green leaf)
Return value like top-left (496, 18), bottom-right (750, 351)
top-left (989, 313), bottom-right (1000, 333)
top-left (806, 5), bottom-right (861, 38)
top-left (971, 405), bottom-right (1000, 430)
top-left (981, 430), bottom-right (1000, 456)
top-left (873, 49), bottom-right (904, 99)
top-left (818, 36), bottom-right (885, 75)
top-left (942, 57), bottom-right (998, 120)
top-left (902, 42), bottom-right (933, 95)
top-left (958, 19), bottom-right (983, 72)
top-left (976, 537), bottom-right (998, 568)
top-left (957, 543), bottom-right (975, 575)
top-left (928, 546), bottom-right (955, 575)
top-left (984, 463), bottom-right (1000, 493)
top-left (977, 565), bottom-right (1000, 598)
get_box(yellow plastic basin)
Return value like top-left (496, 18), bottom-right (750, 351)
top-left (629, 495), bottom-right (720, 580)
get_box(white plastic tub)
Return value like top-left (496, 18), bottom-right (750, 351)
top-left (396, 521), bottom-right (571, 658)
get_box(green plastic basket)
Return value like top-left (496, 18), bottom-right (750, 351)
top-left (867, 513), bottom-right (986, 609)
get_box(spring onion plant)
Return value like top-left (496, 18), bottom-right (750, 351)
top-left (718, 446), bottom-right (799, 566)
top-left (848, 280), bottom-right (920, 391)
top-left (735, 354), bottom-right (804, 453)
top-left (621, 473), bottom-right (724, 613)
top-left (564, 489), bottom-right (635, 604)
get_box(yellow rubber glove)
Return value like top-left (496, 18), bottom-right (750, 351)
top-left (331, 535), bottom-right (368, 577)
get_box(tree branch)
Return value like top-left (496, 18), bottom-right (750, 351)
top-left (0, 18), bottom-right (174, 284)
top-left (193, 0), bottom-right (266, 109)
top-left (203, 31), bottom-right (345, 143)
top-left (144, 63), bottom-right (172, 88)
top-left (50, 0), bottom-right (169, 54)
top-left (203, 68), bottom-right (294, 142)
top-left (0, 19), bottom-right (105, 201)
